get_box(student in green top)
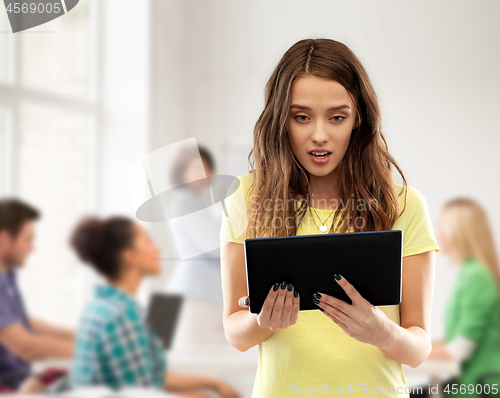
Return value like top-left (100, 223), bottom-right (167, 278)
top-left (429, 197), bottom-right (500, 398)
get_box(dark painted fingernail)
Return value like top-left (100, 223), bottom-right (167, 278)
top-left (312, 292), bottom-right (321, 299)
top-left (312, 298), bottom-right (320, 305)
top-left (281, 281), bottom-right (286, 290)
top-left (318, 307), bottom-right (324, 312)
top-left (287, 283), bottom-right (293, 291)
top-left (333, 273), bottom-right (341, 281)
top-left (294, 290), bottom-right (298, 298)
top-left (273, 282), bottom-right (279, 291)
top-left (243, 297), bottom-right (249, 306)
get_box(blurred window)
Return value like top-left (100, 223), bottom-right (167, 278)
top-left (0, 2), bottom-right (98, 327)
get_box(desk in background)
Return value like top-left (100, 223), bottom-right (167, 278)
top-left (404, 359), bottom-right (460, 397)
top-left (33, 348), bottom-right (459, 398)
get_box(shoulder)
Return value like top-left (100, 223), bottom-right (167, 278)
top-left (394, 183), bottom-right (429, 219)
top-left (0, 268), bottom-right (15, 287)
top-left (231, 172), bottom-right (254, 193)
top-left (79, 297), bottom-right (131, 334)
top-left (226, 172), bottom-right (254, 202)
top-left (239, 172), bottom-right (254, 185)
top-left (395, 183), bottom-right (426, 208)
top-left (460, 259), bottom-right (499, 294)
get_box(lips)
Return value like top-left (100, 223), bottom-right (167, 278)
top-left (308, 150), bottom-right (332, 165)
top-left (308, 147), bottom-right (331, 156)
top-left (309, 151), bottom-right (331, 158)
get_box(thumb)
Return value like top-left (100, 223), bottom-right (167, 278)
top-left (238, 296), bottom-right (250, 308)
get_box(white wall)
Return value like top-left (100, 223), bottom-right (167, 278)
top-left (98, 0), bottom-right (150, 216)
top-left (81, 0), bottom-right (152, 307)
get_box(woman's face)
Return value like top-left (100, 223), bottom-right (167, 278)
top-left (288, 75), bottom-right (357, 178)
top-left (126, 223), bottom-right (162, 276)
top-left (182, 157), bottom-right (213, 189)
top-left (183, 157), bottom-right (212, 181)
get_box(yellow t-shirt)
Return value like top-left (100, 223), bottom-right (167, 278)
top-left (220, 172), bottom-right (440, 398)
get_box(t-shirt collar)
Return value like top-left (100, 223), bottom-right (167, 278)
top-left (94, 284), bottom-right (137, 307)
top-left (0, 267), bottom-right (15, 287)
top-left (463, 256), bottom-right (475, 266)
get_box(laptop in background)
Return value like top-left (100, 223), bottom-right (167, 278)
top-left (146, 293), bottom-right (184, 350)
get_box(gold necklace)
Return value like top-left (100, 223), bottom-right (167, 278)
top-left (309, 205), bottom-right (336, 233)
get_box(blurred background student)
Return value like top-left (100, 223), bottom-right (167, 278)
top-left (0, 198), bottom-right (74, 393)
top-left (165, 145), bottom-right (227, 348)
top-left (429, 198), bottom-right (500, 398)
top-left (70, 215), bottom-right (240, 398)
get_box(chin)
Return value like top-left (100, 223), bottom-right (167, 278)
top-left (311, 170), bottom-right (336, 177)
top-left (299, 157), bottom-right (338, 177)
top-left (304, 165), bottom-right (337, 177)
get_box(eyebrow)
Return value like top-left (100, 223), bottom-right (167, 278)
top-left (290, 104), bottom-right (351, 111)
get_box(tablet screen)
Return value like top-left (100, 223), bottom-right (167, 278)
top-left (244, 230), bottom-right (402, 313)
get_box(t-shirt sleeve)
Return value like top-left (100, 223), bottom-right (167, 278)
top-left (402, 186), bottom-right (441, 257)
top-left (219, 175), bottom-right (249, 244)
top-left (455, 267), bottom-right (499, 342)
top-left (70, 325), bottom-right (101, 388)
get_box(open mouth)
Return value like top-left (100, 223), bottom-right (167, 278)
top-left (309, 151), bottom-right (331, 158)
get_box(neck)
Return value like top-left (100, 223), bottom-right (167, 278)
top-left (0, 258), bottom-right (9, 274)
top-left (451, 252), bottom-right (466, 267)
top-left (308, 171), bottom-right (340, 210)
top-left (110, 270), bottom-right (142, 297)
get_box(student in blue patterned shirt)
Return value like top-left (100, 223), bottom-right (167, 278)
top-left (69, 216), bottom-right (240, 398)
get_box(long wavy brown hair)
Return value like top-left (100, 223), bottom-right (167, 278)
top-left (245, 38), bottom-right (409, 238)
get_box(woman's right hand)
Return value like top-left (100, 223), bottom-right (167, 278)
top-left (238, 281), bottom-right (300, 331)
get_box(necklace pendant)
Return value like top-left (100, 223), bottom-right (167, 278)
top-left (319, 224), bottom-right (328, 233)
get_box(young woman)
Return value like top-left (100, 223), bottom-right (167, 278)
top-left (69, 216), bottom-right (240, 398)
top-left (429, 198), bottom-right (500, 398)
top-left (220, 38), bottom-right (440, 398)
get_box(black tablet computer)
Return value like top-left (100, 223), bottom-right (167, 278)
top-left (146, 293), bottom-right (184, 349)
top-left (244, 230), bottom-right (402, 313)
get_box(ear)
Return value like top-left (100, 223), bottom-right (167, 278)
top-left (120, 247), bottom-right (139, 272)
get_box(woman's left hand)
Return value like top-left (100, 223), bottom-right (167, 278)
top-left (313, 273), bottom-right (391, 348)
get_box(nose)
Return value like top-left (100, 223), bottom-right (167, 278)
top-left (310, 122), bottom-right (329, 144)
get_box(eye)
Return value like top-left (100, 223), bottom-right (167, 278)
top-left (295, 115), bottom-right (309, 122)
top-left (294, 115), bottom-right (345, 123)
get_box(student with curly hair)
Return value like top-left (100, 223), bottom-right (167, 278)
top-left (70, 216), bottom-right (240, 398)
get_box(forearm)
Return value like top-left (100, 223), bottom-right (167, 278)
top-left (24, 335), bottom-right (74, 361)
top-left (377, 321), bottom-right (432, 368)
top-left (30, 318), bottom-right (75, 340)
top-left (428, 339), bottom-right (454, 360)
top-left (165, 370), bottom-right (218, 392)
top-left (224, 309), bottom-right (273, 352)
